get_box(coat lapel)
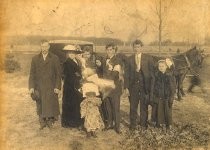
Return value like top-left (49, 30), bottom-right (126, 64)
top-left (141, 54), bottom-right (145, 71)
top-left (44, 53), bottom-right (52, 64)
top-left (69, 58), bottom-right (79, 69)
top-left (131, 54), bottom-right (136, 72)
top-left (129, 55), bottom-right (135, 80)
top-left (110, 55), bottom-right (115, 61)
top-left (38, 53), bottom-right (52, 69)
top-left (38, 53), bottom-right (45, 65)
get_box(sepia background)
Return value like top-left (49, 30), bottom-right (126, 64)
top-left (0, 0), bottom-right (210, 149)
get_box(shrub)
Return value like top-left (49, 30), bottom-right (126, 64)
top-left (4, 53), bottom-right (21, 73)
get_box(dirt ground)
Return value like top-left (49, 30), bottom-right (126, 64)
top-left (1, 52), bottom-right (210, 150)
top-left (0, 70), bottom-right (210, 150)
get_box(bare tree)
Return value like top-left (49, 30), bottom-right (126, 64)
top-left (124, 9), bottom-right (148, 45)
top-left (150, 0), bottom-right (174, 53)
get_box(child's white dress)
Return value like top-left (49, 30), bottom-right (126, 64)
top-left (80, 82), bottom-right (104, 132)
top-left (80, 97), bottom-right (104, 132)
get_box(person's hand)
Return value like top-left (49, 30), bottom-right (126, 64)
top-left (75, 72), bottom-right (81, 77)
top-left (107, 63), bottom-right (113, 71)
top-left (54, 88), bottom-right (60, 94)
top-left (96, 60), bottom-right (102, 67)
top-left (29, 88), bottom-right (34, 94)
top-left (168, 101), bottom-right (173, 108)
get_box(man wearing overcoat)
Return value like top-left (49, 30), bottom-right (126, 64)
top-left (29, 39), bottom-right (61, 129)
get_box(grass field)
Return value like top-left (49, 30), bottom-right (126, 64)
top-left (1, 44), bottom-right (210, 149)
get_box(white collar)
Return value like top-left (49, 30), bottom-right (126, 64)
top-left (42, 53), bottom-right (48, 60)
top-left (136, 53), bottom-right (142, 56)
top-left (108, 55), bottom-right (115, 59)
top-left (42, 53), bottom-right (48, 57)
top-left (73, 58), bottom-right (78, 64)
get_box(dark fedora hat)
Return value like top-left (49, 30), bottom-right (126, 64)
top-left (31, 90), bottom-right (40, 101)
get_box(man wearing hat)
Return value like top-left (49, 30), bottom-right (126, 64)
top-left (61, 44), bottom-right (84, 128)
top-left (29, 39), bottom-right (62, 130)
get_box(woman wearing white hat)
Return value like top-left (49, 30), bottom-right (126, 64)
top-left (61, 45), bottom-right (84, 128)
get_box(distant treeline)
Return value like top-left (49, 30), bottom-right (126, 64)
top-left (149, 38), bottom-right (210, 46)
top-left (7, 35), bottom-right (126, 46)
top-left (204, 37), bottom-right (210, 45)
top-left (6, 35), bottom-right (210, 46)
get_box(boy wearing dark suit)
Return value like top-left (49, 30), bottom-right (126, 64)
top-left (96, 42), bottom-right (123, 134)
top-left (124, 40), bottom-right (155, 131)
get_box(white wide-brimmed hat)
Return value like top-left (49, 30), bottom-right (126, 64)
top-left (63, 45), bottom-right (83, 53)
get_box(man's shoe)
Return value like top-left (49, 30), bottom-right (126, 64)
top-left (91, 131), bottom-right (97, 138)
top-left (140, 126), bottom-right (147, 133)
top-left (105, 125), bottom-right (114, 130)
top-left (39, 123), bottom-right (47, 130)
top-left (187, 89), bottom-right (194, 93)
top-left (166, 125), bottom-right (172, 130)
top-left (47, 120), bottom-right (53, 129)
top-left (129, 126), bottom-right (136, 131)
top-left (115, 128), bottom-right (122, 134)
top-left (148, 121), bottom-right (156, 127)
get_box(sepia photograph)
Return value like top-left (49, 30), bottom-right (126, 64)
top-left (0, 0), bottom-right (210, 149)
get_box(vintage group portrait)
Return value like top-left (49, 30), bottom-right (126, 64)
top-left (0, 0), bottom-right (210, 149)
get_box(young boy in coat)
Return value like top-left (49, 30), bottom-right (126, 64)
top-left (153, 60), bottom-right (175, 131)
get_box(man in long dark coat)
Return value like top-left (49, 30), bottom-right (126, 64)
top-left (96, 43), bottom-right (123, 134)
top-left (29, 39), bottom-right (61, 129)
top-left (124, 39), bottom-right (155, 131)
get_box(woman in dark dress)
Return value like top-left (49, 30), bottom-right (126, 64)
top-left (61, 45), bottom-right (84, 128)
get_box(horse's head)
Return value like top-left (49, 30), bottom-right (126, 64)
top-left (186, 46), bottom-right (204, 68)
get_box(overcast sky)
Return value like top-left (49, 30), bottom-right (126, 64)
top-left (2, 0), bottom-right (210, 44)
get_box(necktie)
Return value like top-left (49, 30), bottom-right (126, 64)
top-left (135, 53), bottom-right (141, 72)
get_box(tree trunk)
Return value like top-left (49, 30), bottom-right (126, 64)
top-left (158, 0), bottom-right (162, 55)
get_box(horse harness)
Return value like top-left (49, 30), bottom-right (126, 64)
top-left (172, 54), bottom-right (199, 76)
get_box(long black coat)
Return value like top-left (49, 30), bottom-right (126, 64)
top-left (153, 71), bottom-right (176, 125)
top-left (61, 58), bottom-right (83, 127)
top-left (153, 71), bottom-right (175, 103)
top-left (124, 54), bottom-right (155, 103)
top-left (29, 52), bottom-right (61, 118)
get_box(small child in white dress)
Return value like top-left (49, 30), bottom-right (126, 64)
top-left (80, 82), bottom-right (105, 138)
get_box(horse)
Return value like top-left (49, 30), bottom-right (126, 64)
top-left (187, 50), bottom-right (209, 95)
top-left (152, 46), bottom-right (204, 100)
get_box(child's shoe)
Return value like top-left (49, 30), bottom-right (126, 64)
top-left (47, 120), bottom-right (53, 129)
top-left (91, 131), bottom-right (97, 138)
top-left (86, 132), bottom-right (92, 138)
top-left (160, 124), bottom-right (167, 133)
